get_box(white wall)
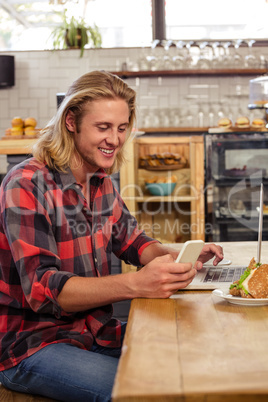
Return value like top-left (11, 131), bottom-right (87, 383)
top-left (0, 47), bottom-right (136, 133)
top-left (0, 45), bottom-right (267, 172)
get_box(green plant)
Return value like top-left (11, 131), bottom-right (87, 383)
top-left (50, 11), bottom-right (102, 57)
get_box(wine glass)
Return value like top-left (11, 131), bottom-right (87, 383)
top-left (226, 40), bottom-right (242, 68)
top-left (196, 95), bottom-right (210, 127)
top-left (244, 39), bottom-right (257, 68)
top-left (211, 41), bottom-right (220, 68)
top-left (221, 41), bottom-right (233, 68)
top-left (172, 40), bottom-right (185, 70)
top-left (159, 108), bottom-right (170, 127)
top-left (182, 95), bottom-right (198, 127)
top-left (216, 42), bottom-right (227, 68)
top-left (144, 106), bottom-right (160, 127)
top-left (146, 39), bottom-right (160, 71)
top-left (196, 41), bottom-right (211, 69)
top-left (162, 40), bottom-right (175, 70)
top-left (169, 108), bottom-right (180, 127)
top-left (183, 41), bottom-right (195, 68)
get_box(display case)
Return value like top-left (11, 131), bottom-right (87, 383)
top-left (205, 131), bottom-right (268, 242)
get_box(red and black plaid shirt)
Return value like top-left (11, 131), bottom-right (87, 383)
top-left (0, 158), bottom-right (156, 371)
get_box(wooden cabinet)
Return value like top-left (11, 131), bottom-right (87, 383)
top-left (120, 135), bottom-right (205, 271)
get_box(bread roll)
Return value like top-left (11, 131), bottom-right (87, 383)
top-left (24, 127), bottom-right (37, 137)
top-left (11, 117), bottom-right (24, 128)
top-left (11, 127), bottom-right (23, 136)
top-left (24, 117), bottom-right (37, 128)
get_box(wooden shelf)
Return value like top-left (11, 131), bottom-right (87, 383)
top-left (138, 127), bottom-right (208, 133)
top-left (112, 68), bottom-right (268, 78)
top-left (120, 135), bottom-right (205, 250)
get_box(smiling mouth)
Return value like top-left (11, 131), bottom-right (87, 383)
top-left (99, 147), bottom-right (115, 155)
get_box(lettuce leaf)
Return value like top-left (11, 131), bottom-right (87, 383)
top-left (229, 268), bottom-right (252, 291)
top-left (229, 262), bottom-right (261, 293)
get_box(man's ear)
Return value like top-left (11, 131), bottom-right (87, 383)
top-left (66, 110), bottom-right (75, 132)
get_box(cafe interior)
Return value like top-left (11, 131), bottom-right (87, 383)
top-left (0, 1), bottom-right (268, 401)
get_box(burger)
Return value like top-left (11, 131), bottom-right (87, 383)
top-left (263, 204), bottom-right (268, 214)
top-left (235, 116), bottom-right (250, 129)
top-left (218, 117), bottom-right (232, 129)
top-left (229, 258), bottom-right (268, 298)
top-left (251, 118), bottom-right (266, 129)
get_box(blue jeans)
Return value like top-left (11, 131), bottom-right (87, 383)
top-left (0, 323), bottom-right (126, 402)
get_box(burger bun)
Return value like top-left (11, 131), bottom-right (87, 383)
top-left (247, 264), bottom-right (268, 299)
top-left (235, 116), bottom-right (250, 128)
top-left (251, 118), bottom-right (266, 129)
top-left (218, 117), bottom-right (232, 129)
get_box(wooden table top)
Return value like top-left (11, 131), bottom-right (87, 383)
top-left (112, 242), bottom-right (268, 402)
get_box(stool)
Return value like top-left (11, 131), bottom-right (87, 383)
top-left (0, 383), bottom-right (57, 401)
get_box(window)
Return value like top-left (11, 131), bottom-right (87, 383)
top-left (0, 0), bottom-right (267, 51)
top-left (165, 0), bottom-right (268, 40)
top-left (85, 0), bottom-right (152, 47)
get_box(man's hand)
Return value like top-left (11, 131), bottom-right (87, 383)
top-left (133, 254), bottom-right (196, 299)
top-left (197, 243), bottom-right (224, 266)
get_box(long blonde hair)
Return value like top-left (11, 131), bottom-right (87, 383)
top-left (33, 70), bottom-right (136, 174)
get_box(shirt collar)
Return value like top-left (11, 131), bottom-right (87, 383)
top-left (55, 167), bottom-right (107, 191)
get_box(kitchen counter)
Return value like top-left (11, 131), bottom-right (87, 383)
top-left (0, 138), bottom-right (37, 155)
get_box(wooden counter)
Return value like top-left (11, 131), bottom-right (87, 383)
top-left (0, 138), bottom-right (37, 155)
top-left (112, 241), bottom-right (268, 402)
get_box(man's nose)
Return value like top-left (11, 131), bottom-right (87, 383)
top-left (107, 129), bottom-right (119, 146)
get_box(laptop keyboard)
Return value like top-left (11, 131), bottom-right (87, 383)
top-left (203, 266), bottom-right (247, 283)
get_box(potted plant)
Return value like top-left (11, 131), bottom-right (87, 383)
top-left (51, 11), bottom-right (102, 57)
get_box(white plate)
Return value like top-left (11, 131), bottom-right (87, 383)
top-left (212, 289), bottom-right (268, 306)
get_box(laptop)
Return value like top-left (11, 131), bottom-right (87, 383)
top-left (170, 183), bottom-right (263, 297)
top-left (170, 260), bottom-right (247, 297)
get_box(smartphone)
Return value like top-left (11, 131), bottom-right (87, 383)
top-left (175, 240), bottom-right (205, 267)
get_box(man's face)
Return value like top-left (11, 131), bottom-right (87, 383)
top-left (66, 98), bottom-right (130, 174)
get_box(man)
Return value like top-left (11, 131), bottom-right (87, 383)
top-left (0, 71), bottom-right (223, 401)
